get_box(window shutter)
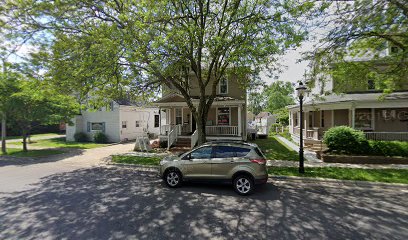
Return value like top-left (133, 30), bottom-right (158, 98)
top-left (87, 122), bottom-right (90, 132)
top-left (102, 122), bottom-right (106, 133)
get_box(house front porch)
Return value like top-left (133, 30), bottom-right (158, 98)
top-left (154, 94), bottom-right (247, 149)
top-left (289, 106), bottom-right (408, 142)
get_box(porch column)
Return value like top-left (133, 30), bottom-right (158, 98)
top-left (351, 107), bottom-right (355, 128)
top-left (371, 108), bottom-right (375, 130)
top-left (159, 108), bottom-right (162, 135)
top-left (238, 105), bottom-right (242, 137)
top-left (331, 110), bottom-right (335, 127)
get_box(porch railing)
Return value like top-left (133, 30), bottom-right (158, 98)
top-left (365, 132), bottom-right (408, 141)
top-left (160, 124), bottom-right (172, 135)
top-left (206, 126), bottom-right (238, 136)
top-left (167, 125), bottom-right (181, 150)
top-left (293, 127), bottom-right (320, 140)
top-left (191, 130), bottom-right (198, 148)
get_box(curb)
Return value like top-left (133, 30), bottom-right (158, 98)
top-left (270, 175), bottom-right (408, 187)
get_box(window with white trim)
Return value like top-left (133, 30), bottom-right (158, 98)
top-left (135, 121), bottom-right (140, 127)
top-left (91, 122), bottom-right (104, 131)
top-left (122, 121), bottom-right (127, 129)
top-left (219, 78), bottom-right (228, 94)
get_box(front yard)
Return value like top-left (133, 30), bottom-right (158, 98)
top-left (12, 137), bottom-right (108, 149)
top-left (111, 155), bottom-right (162, 165)
top-left (269, 167), bottom-right (408, 184)
top-left (250, 136), bottom-right (298, 161)
top-left (0, 148), bottom-right (65, 158)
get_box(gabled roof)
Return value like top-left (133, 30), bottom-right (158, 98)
top-left (255, 112), bottom-right (272, 118)
top-left (154, 93), bottom-right (186, 103)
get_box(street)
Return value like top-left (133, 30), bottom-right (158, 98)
top-left (0, 161), bottom-right (407, 239)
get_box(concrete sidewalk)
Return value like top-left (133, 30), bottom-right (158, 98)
top-left (275, 135), bottom-right (321, 162)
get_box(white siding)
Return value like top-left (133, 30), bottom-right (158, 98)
top-left (119, 107), bottom-right (160, 141)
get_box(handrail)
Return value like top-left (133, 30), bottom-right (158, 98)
top-left (191, 130), bottom-right (198, 148)
top-left (167, 128), bottom-right (177, 150)
top-left (167, 124), bottom-right (182, 149)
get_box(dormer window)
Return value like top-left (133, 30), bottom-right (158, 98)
top-left (219, 78), bottom-right (228, 94)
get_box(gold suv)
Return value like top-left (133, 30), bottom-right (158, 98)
top-left (159, 141), bottom-right (268, 195)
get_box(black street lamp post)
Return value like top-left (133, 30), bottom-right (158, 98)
top-left (296, 81), bottom-right (307, 174)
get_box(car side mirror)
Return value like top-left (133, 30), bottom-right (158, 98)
top-left (182, 154), bottom-right (191, 160)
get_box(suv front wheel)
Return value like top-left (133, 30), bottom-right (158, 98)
top-left (233, 175), bottom-right (254, 195)
top-left (164, 169), bottom-right (182, 188)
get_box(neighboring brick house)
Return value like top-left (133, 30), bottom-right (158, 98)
top-left (154, 74), bottom-right (247, 148)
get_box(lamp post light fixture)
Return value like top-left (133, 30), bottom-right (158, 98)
top-left (296, 81), bottom-right (307, 174)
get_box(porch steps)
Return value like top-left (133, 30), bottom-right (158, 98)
top-left (173, 138), bottom-right (191, 148)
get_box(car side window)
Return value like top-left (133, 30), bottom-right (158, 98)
top-left (234, 147), bottom-right (251, 157)
top-left (213, 146), bottom-right (236, 158)
top-left (190, 147), bottom-right (213, 159)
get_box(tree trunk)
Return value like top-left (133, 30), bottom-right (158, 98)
top-left (22, 130), bottom-right (28, 152)
top-left (196, 115), bottom-right (207, 145)
top-left (1, 113), bottom-right (6, 154)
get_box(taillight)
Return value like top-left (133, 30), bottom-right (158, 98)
top-left (250, 159), bottom-right (266, 165)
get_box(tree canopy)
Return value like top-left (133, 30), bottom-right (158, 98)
top-left (308, 0), bottom-right (408, 93)
top-left (1, 0), bottom-right (326, 143)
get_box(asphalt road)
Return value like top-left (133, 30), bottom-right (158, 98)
top-left (0, 165), bottom-right (407, 240)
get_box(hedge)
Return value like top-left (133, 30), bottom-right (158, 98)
top-left (323, 126), bottom-right (408, 157)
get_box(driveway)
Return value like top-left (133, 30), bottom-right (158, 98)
top-left (0, 165), bottom-right (407, 239)
top-left (0, 143), bottom-right (135, 192)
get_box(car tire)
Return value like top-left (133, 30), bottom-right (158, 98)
top-left (164, 169), bottom-right (182, 188)
top-left (233, 175), bottom-right (254, 196)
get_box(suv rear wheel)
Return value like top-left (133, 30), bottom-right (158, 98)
top-left (233, 175), bottom-right (254, 195)
top-left (164, 170), bottom-right (182, 188)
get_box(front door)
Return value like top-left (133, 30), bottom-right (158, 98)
top-left (182, 146), bottom-right (212, 179)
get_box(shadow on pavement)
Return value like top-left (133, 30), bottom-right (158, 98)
top-left (0, 148), bottom-right (85, 167)
top-left (0, 166), bottom-right (406, 239)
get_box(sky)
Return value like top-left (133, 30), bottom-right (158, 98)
top-left (261, 38), bottom-right (318, 86)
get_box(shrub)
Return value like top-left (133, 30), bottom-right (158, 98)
top-left (93, 131), bottom-right (108, 143)
top-left (74, 132), bottom-right (88, 142)
top-left (369, 141), bottom-right (408, 157)
top-left (323, 126), bottom-right (369, 154)
top-left (159, 140), bottom-right (168, 148)
top-left (269, 123), bottom-right (283, 134)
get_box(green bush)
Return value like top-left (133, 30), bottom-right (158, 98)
top-left (369, 141), bottom-right (408, 157)
top-left (74, 132), bottom-right (88, 142)
top-left (323, 126), bottom-right (369, 154)
top-left (159, 140), bottom-right (168, 148)
top-left (93, 131), bottom-right (108, 143)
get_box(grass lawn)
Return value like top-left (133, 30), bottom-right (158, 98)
top-left (250, 136), bottom-right (298, 161)
top-left (111, 155), bottom-right (162, 166)
top-left (13, 137), bottom-right (108, 149)
top-left (5, 133), bottom-right (60, 140)
top-left (269, 167), bottom-right (408, 184)
top-left (0, 148), bottom-right (65, 158)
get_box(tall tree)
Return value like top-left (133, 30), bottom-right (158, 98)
top-left (309, 0), bottom-right (408, 92)
top-left (2, 0), bottom-right (325, 144)
top-left (264, 80), bottom-right (294, 113)
top-left (5, 76), bottom-right (79, 151)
